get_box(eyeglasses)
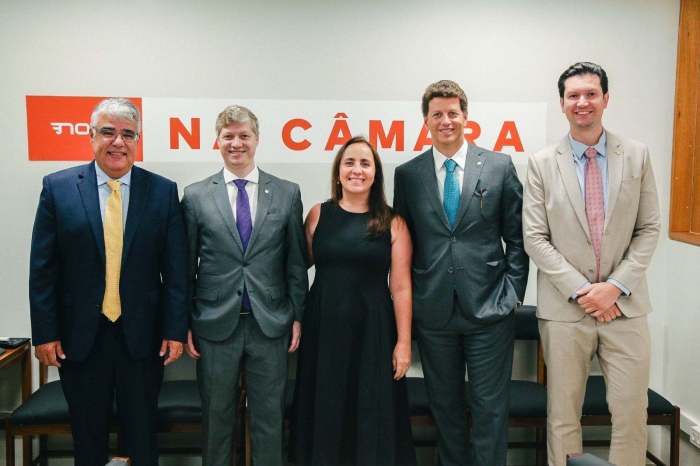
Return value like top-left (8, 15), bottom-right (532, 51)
top-left (94, 126), bottom-right (139, 143)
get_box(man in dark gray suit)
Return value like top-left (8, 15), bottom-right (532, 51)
top-left (394, 80), bottom-right (528, 466)
top-left (182, 105), bottom-right (308, 466)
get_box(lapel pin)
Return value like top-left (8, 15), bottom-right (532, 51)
top-left (264, 189), bottom-right (269, 194)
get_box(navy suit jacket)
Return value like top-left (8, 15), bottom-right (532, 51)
top-left (29, 161), bottom-right (188, 361)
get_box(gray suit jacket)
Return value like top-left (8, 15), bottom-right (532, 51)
top-left (523, 132), bottom-right (660, 322)
top-left (182, 168), bottom-right (308, 341)
top-left (393, 145), bottom-right (528, 327)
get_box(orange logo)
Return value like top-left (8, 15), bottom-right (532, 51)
top-left (26, 96), bottom-right (144, 161)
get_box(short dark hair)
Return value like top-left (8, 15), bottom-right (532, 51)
top-left (557, 62), bottom-right (608, 98)
top-left (421, 80), bottom-right (468, 117)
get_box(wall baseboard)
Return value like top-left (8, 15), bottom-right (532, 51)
top-left (681, 411), bottom-right (700, 443)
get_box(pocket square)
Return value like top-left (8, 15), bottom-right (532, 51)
top-left (474, 187), bottom-right (488, 198)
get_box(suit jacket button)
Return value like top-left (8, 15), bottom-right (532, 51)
top-left (448, 267), bottom-right (454, 274)
top-left (450, 236), bottom-right (456, 243)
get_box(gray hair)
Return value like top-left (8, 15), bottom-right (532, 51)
top-left (90, 97), bottom-right (141, 133)
top-left (215, 105), bottom-right (259, 137)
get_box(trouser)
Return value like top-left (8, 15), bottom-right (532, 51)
top-left (540, 315), bottom-right (650, 466)
top-left (196, 314), bottom-right (289, 466)
top-left (59, 316), bottom-right (163, 466)
top-left (416, 310), bottom-right (515, 466)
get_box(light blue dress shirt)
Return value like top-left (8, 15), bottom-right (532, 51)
top-left (569, 132), bottom-right (609, 212)
top-left (95, 163), bottom-right (131, 229)
top-left (568, 132), bottom-right (630, 297)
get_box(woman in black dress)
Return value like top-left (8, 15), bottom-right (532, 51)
top-left (292, 136), bottom-right (416, 466)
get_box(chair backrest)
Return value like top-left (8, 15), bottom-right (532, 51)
top-left (514, 305), bottom-right (539, 341)
top-left (514, 305), bottom-right (546, 384)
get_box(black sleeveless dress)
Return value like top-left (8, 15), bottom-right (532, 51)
top-left (292, 201), bottom-right (416, 466)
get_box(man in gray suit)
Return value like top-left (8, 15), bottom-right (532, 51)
top-left (182, 105), bottom-right (308, 466)
top-left (394, 80), bottom-right (529, 466)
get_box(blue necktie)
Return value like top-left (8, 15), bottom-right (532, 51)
top-left (233, 179), bottom-right (252, 310)
top-left (443, 159), bottom-right (460, 227)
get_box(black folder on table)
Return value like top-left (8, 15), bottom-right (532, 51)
top-left (0, 337), bottom-right (30, 349)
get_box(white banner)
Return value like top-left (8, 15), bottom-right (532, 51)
top-left (142, 98), bottom-right (546, 165)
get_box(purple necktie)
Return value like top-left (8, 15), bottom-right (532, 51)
top-left (233, 179), bottom-right (252, 310)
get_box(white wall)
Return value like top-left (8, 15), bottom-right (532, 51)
top-left (1, 0), bottom-right (698, 464)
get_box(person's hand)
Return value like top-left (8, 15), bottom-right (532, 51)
top-left (577, 282), bottom-right (621, 315)
top-left (591, 303), bottom-right (623, 323)
top-left (185, 330), bottom-right (200, 359)
top-left (35, 341), bottom-right (65, 367)
top-left (392, 341), bottom-right (411, 380)
top-left (160, 339), bottom-right (184, 366)
top-left (288, 321), bottom-right (301, 353)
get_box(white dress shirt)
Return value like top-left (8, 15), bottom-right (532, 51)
top-left (223, 165), bottom-right (259, 225)
top-left (432, 143), bottom-right (468, 202)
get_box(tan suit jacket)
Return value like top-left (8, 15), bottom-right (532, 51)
top-left (523, 131), bottom-right (660, 322)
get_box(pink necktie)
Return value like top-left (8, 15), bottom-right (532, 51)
top-left (584, 146), bottom-right (604, 281)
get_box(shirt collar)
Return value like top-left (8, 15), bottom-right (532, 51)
top-left (94, 162), bottom-right (131, 187)
top-left (569, 131), bottom-right (607, 162)
top-left (223, 165), bottom-right (259, 185)
top-left (433, 143), bottom-right (469, 172)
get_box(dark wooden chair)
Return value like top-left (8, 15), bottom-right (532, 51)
top-left (4, 363), bottom-right (246, 466)
top-left (518, 307), bottom-right (680, 466)
top-left (401, 305), bottom-right (548, 465)
top-left (241, 305), bottom-right (681, 466)
top-left (579, 375), bottom-right (680, 466)
top-left (402, 305), bottom-right (681, 466)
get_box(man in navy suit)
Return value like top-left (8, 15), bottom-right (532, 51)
top-left (29, 98), bottom-right (188, 466)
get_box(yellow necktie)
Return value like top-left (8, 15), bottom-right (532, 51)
top-left (102, 180), bottom-right (123, 322)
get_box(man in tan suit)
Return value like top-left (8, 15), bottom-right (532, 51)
top-left (523, 62), bottom-right (660, 466)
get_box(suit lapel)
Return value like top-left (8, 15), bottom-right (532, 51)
top-left (555, 138), bottom-right (591, 241)
top-left (604, 132), bottom-right (623, 228)
top-left (76, 162), bottom-right (105, 264)
top-left (454, 144), bottom-right (485, 228)
top-left (247, 170), bottom-right (273, 252)
top-left (417, 150), bottom-right (451, 230)
top-left (122, 166), bottom-right (148, 264)
top-left (210, 170), bottom-right (244, 253)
